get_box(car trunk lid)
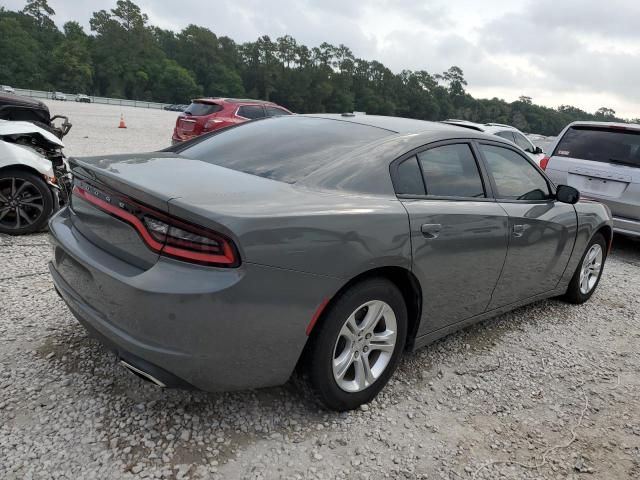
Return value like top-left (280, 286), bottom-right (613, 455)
top-left (69, 153), bottom-right (180, 269)
top-left (67, 152), bottom-right (291, 267)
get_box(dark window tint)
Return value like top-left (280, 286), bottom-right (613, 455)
top-left (480, 145), bottom-right (551, 200)
top-left (178, 117), bottom-right (391, 183)
top-left (266, 106), bottom-right (290, 116)
top-left (237, 105), bottom-right (266, 119)
top-left (417, 144), bottom-right (485, 198)
top-left (554, 126), bottom-right (640, 167)
top-left (513, 132), bottom-right (533, 152)
top-left (394, 156), bottom-right (425, 195)
top-left (496, 131), bottom-right (515, 142)
top-left (184, 102), bottom-right (223, 116)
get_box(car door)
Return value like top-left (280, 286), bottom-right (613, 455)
top-left (392, 141), bottom-right (509, 336)
top-left (476, 142), bottom-right (577, 309)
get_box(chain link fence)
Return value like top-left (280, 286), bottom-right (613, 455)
top-left (12, 88), bottom-right (169, 110)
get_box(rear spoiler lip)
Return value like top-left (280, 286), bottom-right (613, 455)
top-left (191, 98), bottom-right (223, 105)
top-left (68, 156), bottom-right (177, 213)
top-left (439, 120), bottom-right (485, 132)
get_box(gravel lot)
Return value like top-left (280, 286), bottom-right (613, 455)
top-left (47, 100), bottom-right (179, 156)
top-left (1, 103), bottom-right (639, 479)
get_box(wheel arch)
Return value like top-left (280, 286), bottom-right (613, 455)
top-left (596, 224), bottom-right (613, 254)
top-left (0, 164), bottom-right (56, 203)
top-left (306, 266), bottom-right (423, 351)
top-left (0, 163), bottom-right (49, 179)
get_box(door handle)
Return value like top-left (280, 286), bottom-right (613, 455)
top-left (512, 224), bottom-right (525, 237)
top-left (421, 223), bottom-right (442, 239)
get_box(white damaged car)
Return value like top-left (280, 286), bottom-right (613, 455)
top-left (0, 120), bottom-right (69, 234)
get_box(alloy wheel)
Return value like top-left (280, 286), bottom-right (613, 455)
top-left (332, 300), bottom-right (397, 393)
top-left (0, 177), bottom-right (46, 230)
top-left (579, 243), bottom-right (603, 295)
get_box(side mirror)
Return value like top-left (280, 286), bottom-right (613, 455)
top-left (556, 185), bottom-right (580, 204)
top-left (533, 146), bottom-right (544, 154)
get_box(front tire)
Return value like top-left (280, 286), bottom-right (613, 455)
top-left (306, 278), bottom-right (407, 411)
top-left (562, 233), bottom-right (607, 304)
top-left (0, 169), bottom-right (54, 235)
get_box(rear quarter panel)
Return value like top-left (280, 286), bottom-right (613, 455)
top-left (167, 187), bottom-right (412, 280)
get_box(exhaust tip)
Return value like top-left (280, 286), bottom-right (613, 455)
top-left (120, 360), bottom-right (167, 388)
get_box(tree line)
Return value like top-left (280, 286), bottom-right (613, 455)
top-left (1, 0), bottom-right (637, 136)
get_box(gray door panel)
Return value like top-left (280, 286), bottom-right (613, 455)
top-left (402, 200), bottom-right (509, 336)
top-left (487, 202), bottom-right (577, 308)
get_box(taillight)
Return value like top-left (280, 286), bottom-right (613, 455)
top-left (73, 184), bottom-right (239, 267)
top-left (540, 156), bottom-right (550, 170)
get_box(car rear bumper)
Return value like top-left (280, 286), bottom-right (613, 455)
top-left (48, 207), bottom-right (340, 391)
top-left (613, 216), bottom-right (640, 237)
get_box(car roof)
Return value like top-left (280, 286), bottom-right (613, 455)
top-left (442, 119), bottom-right (525, 135)
top-left (0, 93), bottom-right (45, 108)
top-left (194, 97), bottom-right (279, 106)
top-left (566, 121), bottom-right (640, 131)
top-left (289, 115), bottom-right (513, 194)
top-left (175, 114), bottom-right (510, 196)
top-left (305, 114), bottom-right (483, 135)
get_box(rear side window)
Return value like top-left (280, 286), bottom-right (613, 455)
top-left (480, 144), bottom-right (551, 200)
top-left (417, 144), bottom-right (485, 198)
top-left (554, 126), bottom-right (640, 167)
top-left (394, 157), bottom-right (426, 195)
top-left (237, 105), bottom-right (266, 119)
top-left (266, 107), bottom-right (290, 116)
top-left (184, 102), bottom-right (223, 116)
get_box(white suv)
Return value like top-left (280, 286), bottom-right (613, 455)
top-left (442, 120), bottom-right (546, 165)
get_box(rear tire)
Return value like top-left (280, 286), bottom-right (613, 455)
top-left (562, 233), bottom-right (607, 304)
top-left (0, 169), bottom-right (53, 235)
top-left (306, 278), bottom-right (407, 411)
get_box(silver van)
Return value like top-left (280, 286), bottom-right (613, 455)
top-left (544, 121), bottom-right (640, 237)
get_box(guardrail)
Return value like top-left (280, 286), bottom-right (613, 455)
top-left (12, 88), bottom-right (169, 110)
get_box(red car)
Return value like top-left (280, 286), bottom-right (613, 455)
top-left (172, 98), bottom-right (292, 143)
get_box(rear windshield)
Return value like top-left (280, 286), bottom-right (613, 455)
top-left (177, 116), bottom-right (391, 183)
top-left (184, 101), bottom-right (223, 116)
top-left (554, 126), bottom-right (640, 167)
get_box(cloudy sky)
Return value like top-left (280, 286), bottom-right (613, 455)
top-left (6, 0), bottom-right (640, 118)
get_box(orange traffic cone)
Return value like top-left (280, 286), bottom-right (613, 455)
top-left (118, 114), bottom-right (127, 129)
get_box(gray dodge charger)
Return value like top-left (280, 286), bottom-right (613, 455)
top-left (48, 115), bottom-right (613, 410)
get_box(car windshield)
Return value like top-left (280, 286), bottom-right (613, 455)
top-left (183, 101), bottom-right (223, 116)
top-left (554, 126), bottom-right (640, 167)
top-left (177, 116), bottom-right (391, 183)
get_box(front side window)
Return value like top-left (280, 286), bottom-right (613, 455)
top-left (416, 144), bottom-right (485, 198)
top-left (237, 105), bottom-right (266, 119)
top-left (480, 144), bottom-right (551, 201)
top-left (513, 132), bottom-right (533, 152)
top-left (496, 131), bottom-right (515, 142)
